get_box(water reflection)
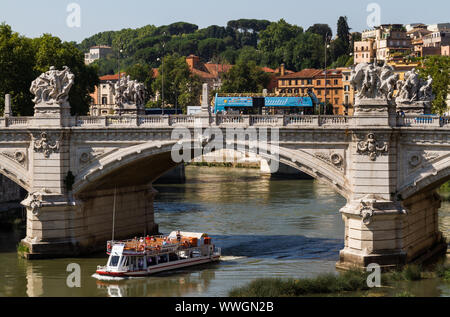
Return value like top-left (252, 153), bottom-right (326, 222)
top-left (96, 269), bottom-right (216, 297)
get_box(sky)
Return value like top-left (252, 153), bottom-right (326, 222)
top-left (1, 0), bottom-right (449, 43)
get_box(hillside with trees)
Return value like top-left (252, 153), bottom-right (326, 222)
top-left (81, 18), bottom-right (357, 76)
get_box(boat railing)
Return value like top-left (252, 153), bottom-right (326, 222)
top-left (107, 237), bottom-right (193, 254)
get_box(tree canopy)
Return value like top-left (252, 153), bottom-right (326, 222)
top-left (81, 18), bottom-right (353, 77)
top-left (0, 23), bottom-right (98, 116)
top-left (151, 53), bottom-right (202, 111)
top-left (417, 56), bottom-right (450, 115)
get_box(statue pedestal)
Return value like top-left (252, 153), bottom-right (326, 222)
top-left (396, 100), bottom-right (431, 115)
top-left (114, 103), bottom-right (145, 116)
top-left (33, 101), bottom-right (72, 127)
top-left (353, 98), bottom-right (396, 127)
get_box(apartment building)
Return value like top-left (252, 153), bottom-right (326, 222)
top-left (85, 45), bottom-right (113, 65)
top-left (277, 68), bottom-right (353, 115)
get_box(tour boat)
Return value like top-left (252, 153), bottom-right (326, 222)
top-left (93, 231), bottom-right (221, 279)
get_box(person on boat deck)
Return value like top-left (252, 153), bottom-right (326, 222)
top-left (176, 231), bottom-right (181, 243)
top-left (146, 235), bottom-right (151, 243)
top-left (163, 238), bottom-right (168, 246)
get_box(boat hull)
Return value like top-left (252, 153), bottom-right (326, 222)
top-left (95, 255), bottom-right (220, 278)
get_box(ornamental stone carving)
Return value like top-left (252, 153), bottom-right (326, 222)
top-left (396, 69), bottom-right (433, 115)
top-left (34, 132), bottom-right (60, 158)
top-left (397, 69), bottom-right (433, 104)
top-left (350, 62), bottom-right (398, 102)
top-left (110, 75), bottom-right (146, 115)
top-left (314, 152), bottom-right (344, 171)
top-left (357, 133), bottom-right (388, 161)
top-left (30, 66), bottom-right (75, 106)
top-left (330, 153), bottom-right (344, 167)
top-left (1, 150), bottom-right (27, 166)
top-left (22, 192), bottom-right (44, 216)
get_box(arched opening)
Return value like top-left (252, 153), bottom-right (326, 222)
top-left (70, 140), bottom-right (349, 274)
top-left (398, 165), bottom-right (450, 263)
top-left (0, 173), bottom-right (28, 252)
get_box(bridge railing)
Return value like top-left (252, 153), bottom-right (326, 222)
top-left (73, 115), bottom-right (355, 128)
top-left (397, 115), bottom-right (442, 128)
top-left (0, 117), bottom-right (33, 127)
top-left (28, 114), bottom-right (450, 129)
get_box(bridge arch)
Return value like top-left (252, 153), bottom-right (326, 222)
top-left (73, 139), bottom-right (350, 199)
top-left (0, 155), bottom-right (31, 193)
top-left (399, 157), bottom-right (450, 200)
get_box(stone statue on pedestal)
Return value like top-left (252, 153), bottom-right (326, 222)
top-left (30, 66), bottom-right (75, 106)
top-left (110, 76), bottom-right (146, 115)
top-left (350, 63), bottom-right (398, 120)
top-left (396, 69), bottom-right (433, 115)
top-left (30, 66), bottom-right (75, 118)
top-left (350, 62), bottom-right (398, 102)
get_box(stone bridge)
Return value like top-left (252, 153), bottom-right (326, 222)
top-left (1, 108), bottom-right (449, 269)
top-left (0, 64), bottom-right (448, 268)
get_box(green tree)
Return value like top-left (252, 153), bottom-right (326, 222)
top-left (152, 53), bottom-right (202, 110)
top-left (337, 16), bottom-right (351, 54)
top-left (418, 56), bottom-right (450, 115)
top-left (307, 24), bottom-right (332, 42)
top-left (258, 19), bottom-right (303, 53)
top-left (0, 24), bottom-right (98, 116)
top-left (0, 23), bottom-right (35, 116)
top-left (32, 33), bottom-right (99, 115)
top-left (290, 32), bottom-right (325, 70)
top-left (221, 60), bottom-right (271, 93)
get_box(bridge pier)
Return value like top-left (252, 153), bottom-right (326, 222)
top-left (21, 185), bottom-right (158, 259)
top-left (337, 191), bottom-right (447, 270)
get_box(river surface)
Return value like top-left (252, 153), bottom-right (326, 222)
top-left (0, 166), bottom-right (449, 297)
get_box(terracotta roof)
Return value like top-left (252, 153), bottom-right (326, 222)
top-left (189, 61), bottom-right (233, 80)
top-left (278, 68), bottom-right (322, 79)
top-left (99, 74), bottom-right (123, 81)
top-left (99, 70), bottom-right (158, 82)
top-left (315, 69), bottom-right (343, 78)
top-left (261, 66), bottom-right (294, 74)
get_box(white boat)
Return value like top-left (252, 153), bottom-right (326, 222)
top-left (94, 231), bottom-right (221, 279)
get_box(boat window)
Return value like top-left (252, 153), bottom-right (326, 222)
top-left (158, 254), bottom-right (168, 264)
top-left (169, 253), bottom-right (179, 262)
top-left (109, 256), bottom-right (120, 267)
top-left (138, 257), bottom-right (145, 270)
top-left (147, 256), bottom-right (157, 266)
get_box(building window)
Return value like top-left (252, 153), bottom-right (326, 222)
top-left (307, 79), bottom-right (312, 85)
top-left (334, 80), bottom-right (338, 85)
top-left (317, 80), bottom-right (321, 85)
top-left (101, 96), bottom-right (108, 105)
top-left (317, 90), bottom-right (322, 95)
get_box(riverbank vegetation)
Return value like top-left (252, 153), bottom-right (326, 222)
top-left (229, 264), bottom-right (450, 297)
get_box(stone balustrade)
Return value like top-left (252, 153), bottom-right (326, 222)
top-left (3, 114), bottom-right (450, 129)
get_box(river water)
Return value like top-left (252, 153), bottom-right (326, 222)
top-left (0, 166), bottom-right (449, 297)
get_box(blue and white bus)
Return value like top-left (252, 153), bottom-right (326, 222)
top-left (214, 92), bottom-right (319, 115)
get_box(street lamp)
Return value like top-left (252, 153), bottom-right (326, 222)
top-left (117, 44), bottom-right (123, 116)
top-left (161, 32), bottom-right (166, 115)
top-left (323, 33), bottom-right (331, 116)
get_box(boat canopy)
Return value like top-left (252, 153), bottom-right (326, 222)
top-left (168, 232), bottom-right (208, 240)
